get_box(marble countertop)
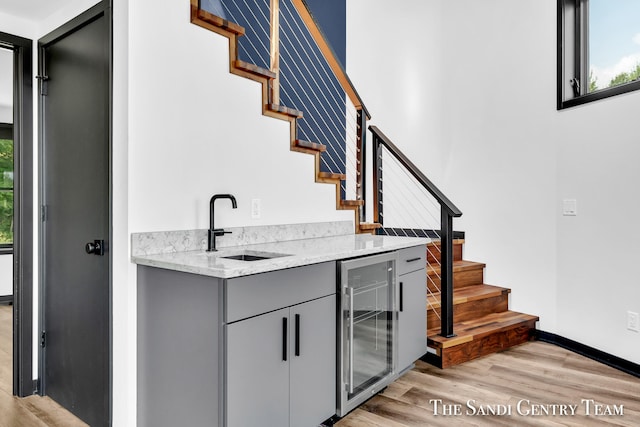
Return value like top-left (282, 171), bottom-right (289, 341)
top-left (131, 233), bottom-right (430, 279)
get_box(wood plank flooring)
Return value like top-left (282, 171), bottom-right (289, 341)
top-left (337, 341), bottom-right (640, 426)
top-left (0, 305), bottom-right (87, 427)
top-left (3, 304), bottom-right (639, 426)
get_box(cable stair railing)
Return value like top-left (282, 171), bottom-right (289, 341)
top-left (192, 0), bottom-right (374, 233)
top-left (368, 126), bottom-right (463, 338)
top-left (190, 0), bottom-right (461, 338)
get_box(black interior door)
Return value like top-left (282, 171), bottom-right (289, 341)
top-left (40, 4), bottom-right (111, 426)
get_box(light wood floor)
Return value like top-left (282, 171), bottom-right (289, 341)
top-left (2, 304), bottom-right (639, 427)
top-left (0, 305), bottom-right (87, 427)
top-left (337, 341), bottom-right (640, 427)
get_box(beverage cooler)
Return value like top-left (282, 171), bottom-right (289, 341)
top-left (337, 251), bottom-right (398, 416)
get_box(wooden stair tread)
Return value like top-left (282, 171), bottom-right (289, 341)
top-left (341, 199), bottom-right (365, 207)
top-left (294, 139), bottom-right (326, 152)
top-left (317, 171), bottom-right (346, 181)
top-left (427, 239), bottom-right (464, 263)
top-left (427, 310), bottom-right (539, 349)
top-left (192, 7), bottom-right (245, 35)
top-left (233, 60), bottom-right (276, 79)
top-left (266, 104), bottom-right (303, 118)
top-left (427, 259), bottom-right (485, 275)
top-left (427, 284), bottom-right (510, 309)
top-left (359, 223), bottom-right (382, 230)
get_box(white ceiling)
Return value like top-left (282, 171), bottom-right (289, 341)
top-left (1, 0), bottom-right (69, 21)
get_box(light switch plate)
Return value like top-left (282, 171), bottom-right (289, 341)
top-left (562, 199), bottom-right (577, 216)
top-left (251, 198), bottom-right (261, 219)
top-left (628, 311), bottom-right (640, 332)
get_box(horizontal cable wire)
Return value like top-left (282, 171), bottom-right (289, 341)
top-left (222, 0), bottom-right (271, 69)
top-left (221, 0), bottom-right (361, 200)
top-left (278, 4), bottom-right (361, 196)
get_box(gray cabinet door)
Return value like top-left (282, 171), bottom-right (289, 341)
top-left (397, 268), bottom-right (427, 371)
top-left (290, 295), bottom-right (336, 427)
top-left (226, 308), bottom-right (290, 427)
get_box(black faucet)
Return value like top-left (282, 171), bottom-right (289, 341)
top-left (208, 194), bottom-right (237, 251)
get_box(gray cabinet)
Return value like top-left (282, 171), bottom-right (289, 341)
top-left (226, 295), bottom-right (336, 427)
top-left (397, 245), bottom-right (427, 372)
top-left (226, 307), bottom-right (290, 427)
top-left (290, 296), bottom-right (336, 427)
top-left (137, 262), bottom-right (336, 427)
top-left (137, 267), bottom-right (224, 427)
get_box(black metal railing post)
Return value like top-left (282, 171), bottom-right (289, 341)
top-left (368, 126), bottom-right (462, 337)
top-left (440, 207), bottom-right (456, 338)
top-left (372, 134), bottom-right (384, 232)
top-left (357, 108), bottom-right (367, 223)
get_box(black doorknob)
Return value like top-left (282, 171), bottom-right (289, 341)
top-left (85, 240), bottom-right (104, 256)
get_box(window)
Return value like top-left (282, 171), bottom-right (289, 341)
top-left (558, 0), bottom-right (640, 109)
top-left (0, 124), bottom-right (12, 249)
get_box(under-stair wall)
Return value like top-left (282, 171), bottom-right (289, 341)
top-left (345, 0), bottom-right (559, 341)
top-left (128, 0), bottom-right (354, 233)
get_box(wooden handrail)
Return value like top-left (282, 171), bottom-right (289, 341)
top-left (291, 0), bottom-right (371, 119)
top-left (369, 125), bottom-right (462, 218)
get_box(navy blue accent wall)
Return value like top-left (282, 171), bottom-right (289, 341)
top-left (279, 0), bottom-right (347, 174)
top-left (304, 0), bottom-right (346, 66)
top-left (202, 0), bottom-right (349, 177)
top-left (202, 0), bottom-right (272, 70)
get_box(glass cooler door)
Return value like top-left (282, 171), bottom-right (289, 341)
top-left (340, 251), bottom-right (397, 411)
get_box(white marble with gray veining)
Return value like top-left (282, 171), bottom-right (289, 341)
top-left (131, 221), bottom-right (354, 257)
top-left (131, 233), bottom-right (430, 279)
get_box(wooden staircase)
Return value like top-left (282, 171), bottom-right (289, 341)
top-left (424, 239), bottom-right (539, 368)
top-left (189, 1), bottom-right (380, 235)
top-left (190, 1), bottom-right (538, 369)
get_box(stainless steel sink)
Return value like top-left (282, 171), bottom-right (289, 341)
top-left (213, 250), bottom-right (291, 261)
top-left (221, 254), bottom-right (271, 261)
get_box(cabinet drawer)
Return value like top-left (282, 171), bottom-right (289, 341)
top-left (398, 245), bottom-right (426, 275)
top-left (226, 261), bottom-right (336, 322)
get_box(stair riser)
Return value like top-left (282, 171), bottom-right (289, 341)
top-left (437, 320), bottom-right (537, 368)
top-left (427, 293), bottom-right (509, 330)
top-left (427, 267), bottom-right (484, 293)
top-left (426, 242), bottom-right (463, 265)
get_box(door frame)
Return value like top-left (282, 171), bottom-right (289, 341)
top-left (0, 30), bottom-right (35, 398)
top-left (37, 0), bottom-right (113, 415)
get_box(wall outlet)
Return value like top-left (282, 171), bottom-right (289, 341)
top-left (251, 198), bottom-right (261, 219)
top-left (562, 199), bottom-right (577, 216)
top-left (628, 311), bottom-right (640, 332)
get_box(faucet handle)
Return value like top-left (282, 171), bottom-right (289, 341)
top-left (213, 228), bottom-right (233, 237)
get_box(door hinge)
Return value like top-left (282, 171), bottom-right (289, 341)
top-left (41, 205), bottom-right (47, 222)
top-left (40, 331), bottom-right (46, 348)
top-left (32, 379), bottom-right (40, 394)
top-left (36, 75), bottom-right (49, 96)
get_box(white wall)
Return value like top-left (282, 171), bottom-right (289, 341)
top-left (122, 0), bottom-right (353, 424)
top-left (0, 255), bottom-right (11, 296)
top-left (347, 0), bottom-right (640, 364)
top-left (127, 1), bottom-right (351, 234)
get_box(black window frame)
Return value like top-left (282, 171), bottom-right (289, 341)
top-left (558, 0), bottom-right (640, 109)
top-left (0, 122), bottom-right (13, 254)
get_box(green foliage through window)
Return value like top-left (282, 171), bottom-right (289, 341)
top-left (0, 137), bottom-right (14, 245)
